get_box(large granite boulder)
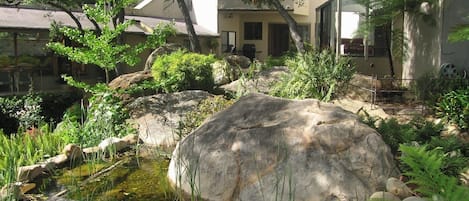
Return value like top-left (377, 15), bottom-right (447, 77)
top-left (168, 93), bottom-right (398, 201)
top-left (127, 90), bottom-right (212, 146)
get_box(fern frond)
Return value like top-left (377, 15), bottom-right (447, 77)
top-left (399, 145), bottom-right (469, 200)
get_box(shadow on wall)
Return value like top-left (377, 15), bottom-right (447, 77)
top-left (403, 10), bottom-right (441, 80)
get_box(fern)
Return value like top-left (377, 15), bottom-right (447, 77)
top-left (399, 145), bottom-right (469, 200)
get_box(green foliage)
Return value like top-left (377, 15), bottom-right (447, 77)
top-left (54, 76), bottom-right (135, 147)
top-left (47, 0), bottom-right (175, 82)
top-left (178, 96), bottom-right (234, 138)
top-left (270, 50), bottom-right (355, 102)
top-left (449, 17), bottom-right (469, 42)
top-left (436, 88), bottom-right (469, 130)
top-left (399, 145), bottom-right (469, 200)
top-left (370, 117), bottom-right (443, 154)
top-left (0, 92), bottom-right (44, 130)
top-left (151, 50), bottom-right (217, 93)
top-left (413, 73), bottom-right (469, 107)
top-left (361, 114), bottom-right (468, 177)
top-left (0, 129), bottom-right (64, 187)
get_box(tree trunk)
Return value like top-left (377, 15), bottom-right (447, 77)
top-left (270, 0), bottom-right (305, 54)
top-left (176, 0), bottom-right (202, 53)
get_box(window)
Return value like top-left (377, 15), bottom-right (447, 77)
top-left (244, 22), bottom-right (262, 40)
top-left (221, 31), bottom-right (236, 53)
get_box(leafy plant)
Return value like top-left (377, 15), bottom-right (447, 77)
top-left (151, 50), bottom-right (217, 93)
top-left (413, 73), bottom-right (469, 107)
top-left (436, 88), bottom-right (469, 130)
top-left (0, 129), bottom-right (64, 187)
top-left (47, 0), bottom-right (175, 83)
top-left (399, 144), bottom-right (469, 200)
top-left (54, 76), bottom-right (135, 147)
top-left (0, 91), bottom-right (44, 131)
top-left (270, 50), bottom-right (355, 102)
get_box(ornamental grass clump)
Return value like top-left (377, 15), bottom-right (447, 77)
top-left (271, 50), bottom-right (355, 102)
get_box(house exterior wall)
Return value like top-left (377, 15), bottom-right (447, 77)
top-left (400, 0), bottom-right (469, 80)
top-left (218, 11), bottom-right (311, 60)
top-left (402, 1), bottom-right (443, 80)
top-left (440, 0), bottom-right (469, 72)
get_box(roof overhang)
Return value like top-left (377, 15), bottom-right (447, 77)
top-left (0, 6), bottom-right (218, 37)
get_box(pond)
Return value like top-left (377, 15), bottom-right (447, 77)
top-left (38, 147), bottom-right (180, 201)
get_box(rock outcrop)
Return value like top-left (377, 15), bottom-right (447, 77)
top-left (168, 93), bottom-right (398, 201)
top-left (127, 90), bottom-right (213, 146)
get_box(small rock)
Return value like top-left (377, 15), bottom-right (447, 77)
top-left (403, 196), bottom-right (426, 201)
top-left (45, 154), bottom-right (68, 167)
top-left (370, 191), bottom-right (401, 201)
top-left (62, 144), bottom-right (82, 161)
top-left (386, 177), bottom-right (413, 198)
top-left (19, 183), bottom-right (36, 194)
top-left (98, 137), bottom-right (128, 152)
top-left (83, 146), bottom-right (101, 154)
top-left (17, 164), bottom-right (45, 182)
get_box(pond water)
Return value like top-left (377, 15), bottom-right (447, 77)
top-left (42, 147), bottom-right (180, 201)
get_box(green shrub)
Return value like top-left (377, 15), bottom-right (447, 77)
top-left (413, 73), bottom-right (469, 106)
top-left (372, 117), bottom-right (442, 155)
top-left (152, 50), bottom-right (216, 93)
top-left (399, 145), bottom-right (469, 200)
top-left (178, 96), bottom-right (234, 138)
top-left (55, 77), bottom-right (135, 147)
top-left (0, 92), bottom-right (44, 131)
top-left (436, 88), bottom-right (469, 130)
top-left (270, 50), bottom-right (355, 101)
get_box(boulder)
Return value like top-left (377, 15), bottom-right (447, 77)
top-left (108, 70), bottom-right (155, 103)
top-left (221, 66), bottom-right (288, 95)
top-left (168, 93), bottom-right (398, 201)
top-left (144, 43), bottom-right (183, 71)
top-left (386, 177), bottom-right (413, 198)
top-left (212, 60), bottom-right (238, 85)
top-left (127, 90), bottom-right (213, 146)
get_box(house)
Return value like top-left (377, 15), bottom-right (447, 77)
top-left (1, 0), bottom-right (467, 95)
top-left (0, 5), bottom-right (217, 95)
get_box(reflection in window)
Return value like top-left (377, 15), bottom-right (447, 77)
top-left (244, 22), bottom-right (262, 40)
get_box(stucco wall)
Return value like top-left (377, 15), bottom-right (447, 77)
top-left (440, 0), bottom-right (469, 72)
top-left (402, 1), bottom-right (444, 80)
top-left (218, 11), bottom-right (311, 60)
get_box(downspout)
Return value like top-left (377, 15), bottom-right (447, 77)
top-left (335, 0), bottom-right (342, 59)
